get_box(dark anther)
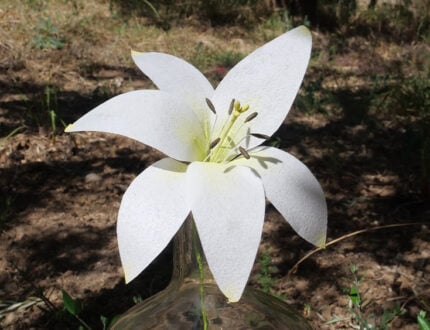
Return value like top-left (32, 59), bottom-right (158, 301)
top-left (209, 137), bottom-right (221, 149)
top-left (239, 146), bottom-right (250, 159)
top-left (244, 112), bottom-right (258, 123)
top-left (251, 133), bottom-right (270, 140)
top-left (205, 98), bottom-right (216, 114)
top-left (228, 99), bottom-right (235, 115)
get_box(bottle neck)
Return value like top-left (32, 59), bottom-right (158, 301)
top-left (171, 215), bottom-right (214, 286)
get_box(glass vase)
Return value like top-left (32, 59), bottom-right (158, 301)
top-left (110, 216), bottom-right (313, 329)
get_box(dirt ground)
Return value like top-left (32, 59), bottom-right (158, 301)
top-left (1, 1), bottom-right (429, 329)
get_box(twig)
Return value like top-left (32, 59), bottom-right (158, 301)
top-left (288, 222), bottom-right (429, 277)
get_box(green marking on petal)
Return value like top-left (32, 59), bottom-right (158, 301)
top-left (64, 124), bottom-right (74, 132)
top-left (316, 232), bottom-right (327, 248)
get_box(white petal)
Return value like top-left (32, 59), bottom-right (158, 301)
top-left (66, 90), bottom-right (206, 162)
top-left (117, 158), bottom-right (189, 283)
top-left (212, 26), bottom-right (312, 149)
top-left (234, 147), bottom-right (327, 247)
top-left (186, 162), bottom-right (265, 302)
top-left (132, 51), bottom-right (215, 128)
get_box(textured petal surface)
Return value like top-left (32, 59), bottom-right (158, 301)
top-left (234, 147), bottom-right (327, 247)
top-left (132, 51), bottom-right (215, 130)
top-left (186, 162), bottom-right (265, 302)
top-left (66, 90), bottom-right (206, 161)
top-left (211, 26), bottom-right (312, 149)
top-left (117, 158), bottom-right (189, 283)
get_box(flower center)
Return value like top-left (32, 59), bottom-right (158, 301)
top-left (203, 98), bottom-right (260, 163)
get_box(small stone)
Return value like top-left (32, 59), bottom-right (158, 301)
top-left (85, 173), bottom-right (102, 183)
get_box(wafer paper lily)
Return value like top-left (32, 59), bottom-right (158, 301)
top-left (66, 26), bottom-right (327, 302)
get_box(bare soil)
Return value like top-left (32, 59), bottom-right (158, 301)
top-left (1, 1), bottom-right (429, 329)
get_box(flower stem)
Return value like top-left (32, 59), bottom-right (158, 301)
top-left (192, 224), bottom-right (208, 330)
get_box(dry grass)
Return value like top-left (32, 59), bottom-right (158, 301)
top-left (0, 0), bottom-right (274, 94)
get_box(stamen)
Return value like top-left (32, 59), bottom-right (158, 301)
top-left (244, 112), bottom-right (258, 123)
top-left (228, 99), bottom-right (235, 115)
top-left (239, 146), bottom-right (250, 159)
top-left (208, 98), bottom-right (254, 163)
top-left (205, 98), bottom-right (216, 114)
top-left (221, 131), bottom-right (267, 163)
top-left (209, 137), bottom-right (221, 149)
top-left (251, 133), bottom-right (270, 140)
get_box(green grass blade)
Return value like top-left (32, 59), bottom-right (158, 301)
top-left (418, 311), bottom-right (430, 330)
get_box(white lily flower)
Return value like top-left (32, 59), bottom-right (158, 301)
top-left (66, 26), bottom-right (327, 303)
